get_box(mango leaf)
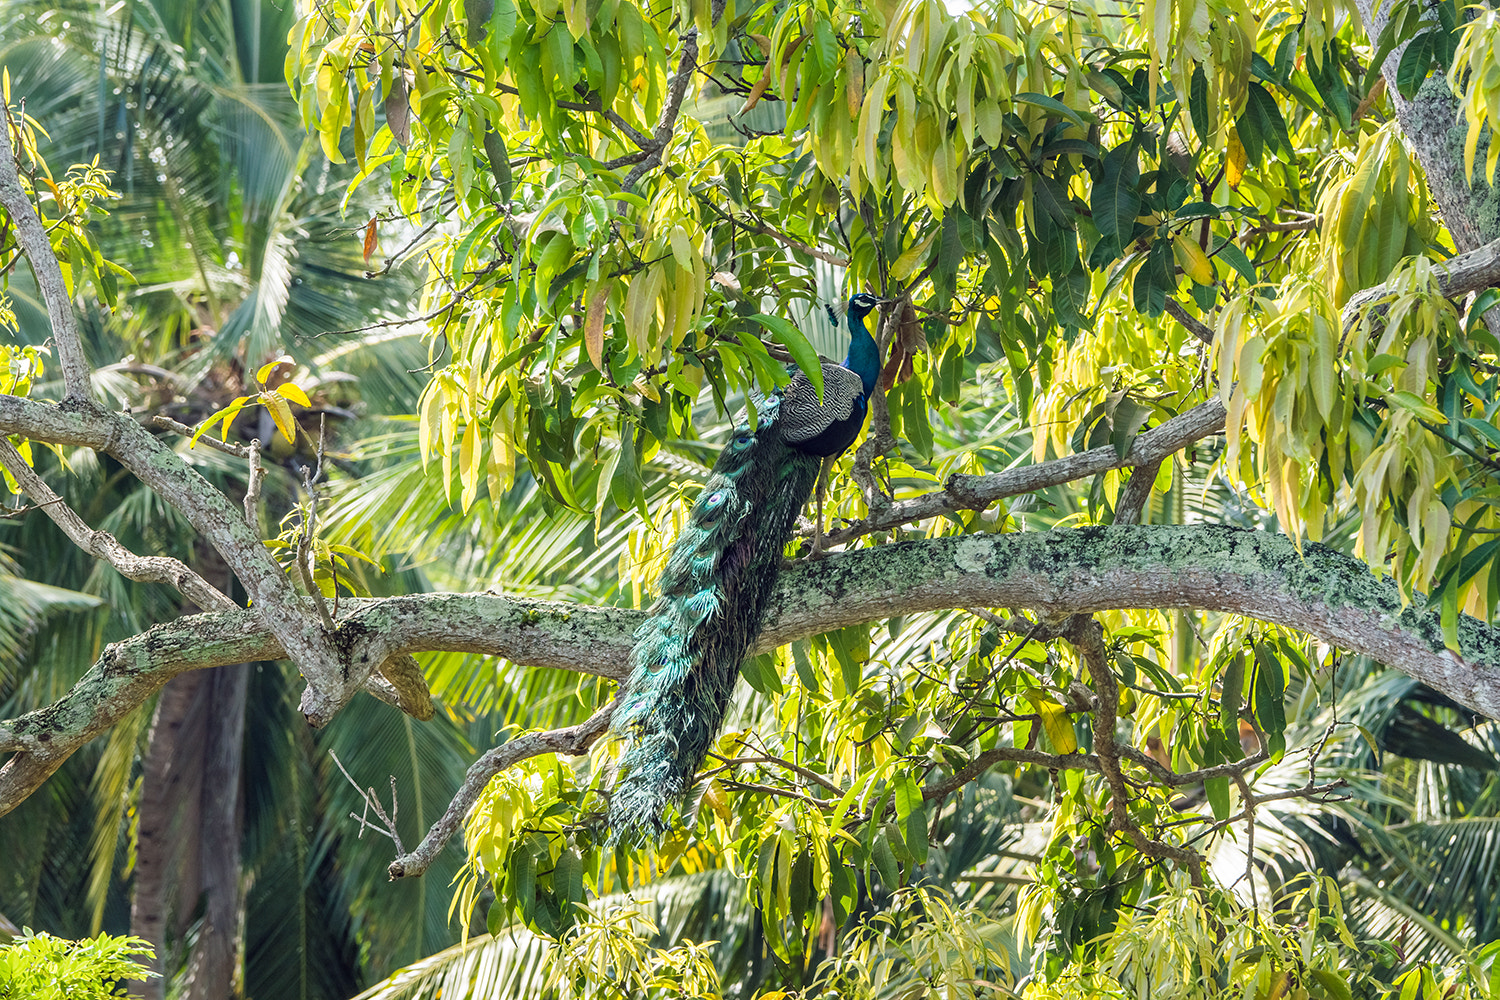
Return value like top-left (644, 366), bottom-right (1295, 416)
top-left (1015, 91), bottom-right (1090, 128)
top-left (1396, 30), bottom-right (1434, 99)
top-left (262, 392), bottom-right (298, 444)
top-left (747, 313), bottom-right (823, 401)
top-left (190, 396), bottom-right (253, 448)
top-left (276, 382), bottom-right (312, 407)
top-left (256, 355), bottom-right (295, 386)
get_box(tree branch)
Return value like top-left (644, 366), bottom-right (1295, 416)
top-left (1340, 232), bottom-right (1500, 332)
top-left (387, 699), bottom-right (618, 879)
top-left (0, 110), bottom-right (91, 401)
top-left (0, 155), bottom-right (357, 724)
top-left (0, 438), bottom-right (235, 613)
top-left (621, 28), bottom-right (699, 193)
top-left (1064, 614), bottom-right (1203, 881)
top-left (11, 524), bottom-right (1500, 831)
top-left (824, 397), bottom-right (1226, 545)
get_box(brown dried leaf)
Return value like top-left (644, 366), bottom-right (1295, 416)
top-left (584, 286), bottom-right (609, 371)
top-left (362, 218), bottom-right (378, 263)
top-left (741, 68), bottom-right (773, 115)
top-left (386, 75), bottom-right (411, 147)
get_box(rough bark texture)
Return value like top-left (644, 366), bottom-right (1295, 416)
top-left (129, 673), bottom-right (207, 1000)
top-left (183, 663), bottom-right (248, 1000)
top-left (1356, 0), bottom-right (1500, 252)
top-left (10, 525), bottom-right (1500, 824)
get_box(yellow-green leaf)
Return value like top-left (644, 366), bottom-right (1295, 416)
top-left (262, 391), bottom-right (298, 444)
top-left (256, 355), bottom-right (295, 386)
top-left (276, 382), bottom-right (312, 408)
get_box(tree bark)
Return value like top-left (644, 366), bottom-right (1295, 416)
top-left (128, 673), bottom-right (207, 1000)
top-left (183, 663), bottom-right (248, 1000)
top-left (1355, 0), bottom-right (1500, 252)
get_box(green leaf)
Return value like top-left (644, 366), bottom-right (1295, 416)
top-left (1015, 91), bottom-right (1090, 128)
top-left (1094, 145), bottom-right (1142, 257)
top-left (554, 847), bottom-right (584, 921)
top-left (1131, 238), bottom-right (1173, 316)
top-left (1236, 101), bottom-right (1264, 166)
top-left (812, 18), bottom-right (838, 78)
top-left (747, 314), bottom-right (823, 401)
top-left (1395, 30), bottom-right (1435, 99)
top-left (1219, 650), bottom-right (1245, 735)
top-left (1189, 64), bottom-right (1210, 139)
top-left (872, 828), bottom-right (900, 888)
top-left (1216, 241), bottom-right (1256, 284)
top-left (1247, 82), bottom-right (1292, 157)
top-left (1204, 776), bottom-right (1231, 820)
top-left (892, 773), bottom-right (922, 822)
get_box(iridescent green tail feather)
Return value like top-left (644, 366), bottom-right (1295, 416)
top-left (606, 396), bottom-right (822, 842)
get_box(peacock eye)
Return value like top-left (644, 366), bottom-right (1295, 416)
top-left (733, 432), bottom-right (752, 446)
top-left (704, 490), bottom-right (724, 507)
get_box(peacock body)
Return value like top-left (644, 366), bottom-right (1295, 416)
top-left (606, 293), bottom-right (885, 841)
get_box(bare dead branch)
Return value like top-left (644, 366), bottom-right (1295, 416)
top-left (388, 699), bottom-right (618, 879)
top-left (330, 749), bottom-right (405, 854)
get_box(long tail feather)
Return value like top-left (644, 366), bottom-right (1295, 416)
top-left (607, 400), bottom-right (822, 841)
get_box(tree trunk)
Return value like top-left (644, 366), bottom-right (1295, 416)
top-left (128, 672), bottom-right (207, 1000)
top-left (131, 536), bottom-right (249, 1000)
top-left (182, 663), bottom-right (249, 1000)
top-left (1356, 0), bottom-right (1500, 252)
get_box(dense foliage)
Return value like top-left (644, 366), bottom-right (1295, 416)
top-left (10, 0), bottom-right (1500, 996)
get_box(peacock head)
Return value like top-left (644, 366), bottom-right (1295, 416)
top-left (847, 292), bottom-right (887, 321)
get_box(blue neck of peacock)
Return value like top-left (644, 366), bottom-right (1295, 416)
top-left (843, 308), bottom-right (880, 400)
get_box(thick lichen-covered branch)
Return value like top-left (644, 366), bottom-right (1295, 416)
top-left (9, 525), bottom-right (1500, 848)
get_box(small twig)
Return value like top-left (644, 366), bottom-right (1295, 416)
top-left (951, 872), bottom-right (1033, 886)
top-left (150, 416), bottom-right (255, 458)
top-left (297, 417), bottom-right (335, 631)
top-left (0, 495), bottom-right (65, 519)
top-left (714, 748), bottom-right (844, 796)
top-left (320, 261), bottom-right (499, 337)
top-left (696, 196), bottom-right (851, 266)
top-left (366, 217), bottom-right (443, 278)
top-left (329, 749), bottom-right (405, 855)
top-left (719, 780), bottom-right (828, 808)
top-left (1231, 769), bottom-right (1257, 908)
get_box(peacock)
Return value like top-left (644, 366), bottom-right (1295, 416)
top-left (606, 292), bottom-right (887, 841)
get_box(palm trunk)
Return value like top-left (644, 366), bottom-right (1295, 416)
top-left (183, 662), bottom-right (249, 1000)
top-left (128, 672), bottom-right (207, 1000)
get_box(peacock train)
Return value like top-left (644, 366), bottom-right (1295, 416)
top-left (606, 292), bottom-right (886, 841)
